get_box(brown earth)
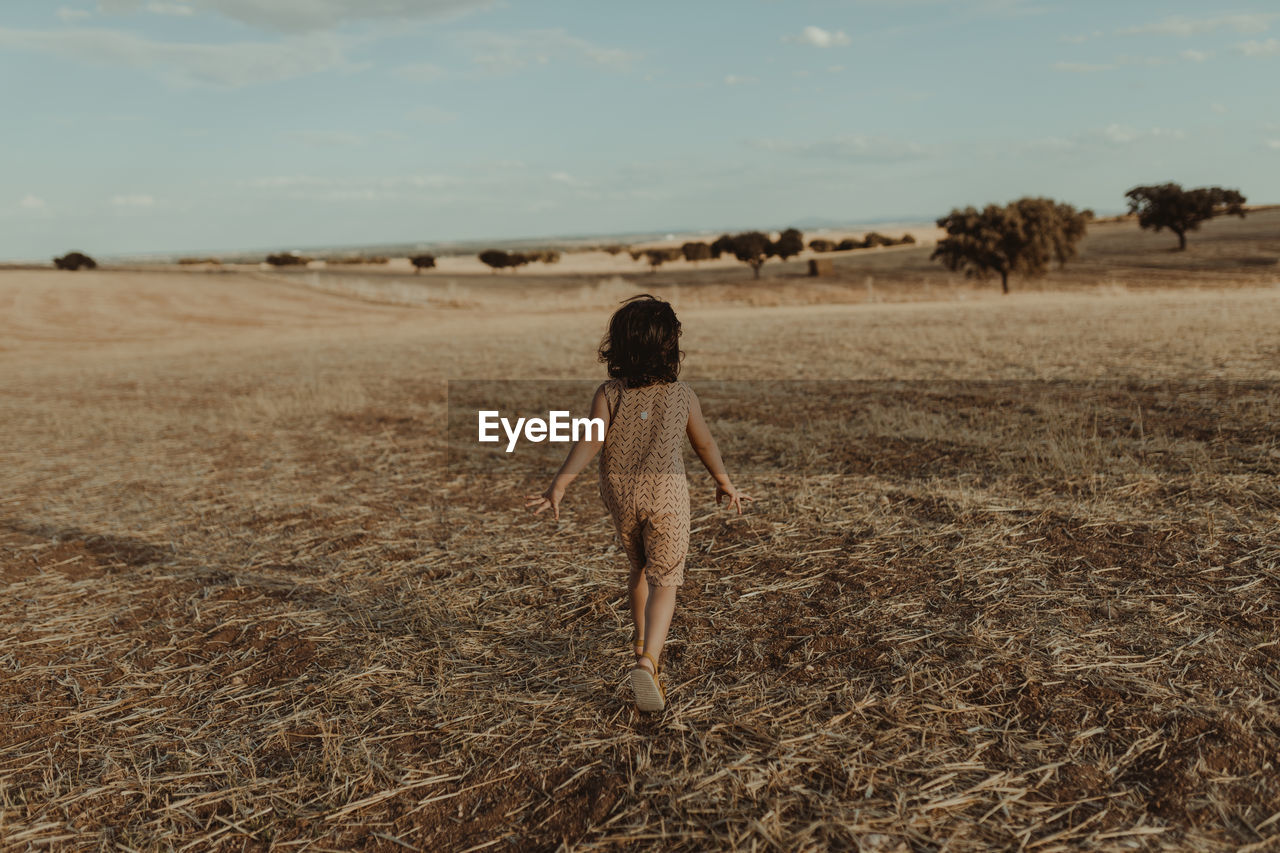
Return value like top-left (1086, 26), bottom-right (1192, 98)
top-left (1, 217), bottom-right (1279, 850)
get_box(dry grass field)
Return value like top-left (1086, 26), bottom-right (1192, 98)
top-left (2, 216), bottom-right (1279, 851)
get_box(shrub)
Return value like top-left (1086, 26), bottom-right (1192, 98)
top-left (808, 239), bottom-right (836, 253)
top-left (266, 253), bottom-right (309, 266)
top-left (411, 254), bottom-right (436, 273)
top-left (479, 250), bottom-right (510, 271)
top-left (710, 234), bottom-right (735, 259)
top-left (836, 238), bottom-right (863, 251)
top-left (681, 241), bottom-right (713, 263)
top-left (772, 228), bottom-right (805, 261)
top-left (53, 251), bottom-right (97, 271)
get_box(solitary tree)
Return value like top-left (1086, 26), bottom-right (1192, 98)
top-left (772, 227), bottom-right (805, 262)
top-left (410, 253), bottom-right (436, 273)
top-left (726, 231), bottom-right (774, 279)
top-left (53, 251), bottom-right (97, 270)
top-left (478, 249), bottom-right (510, 271)
top-left (681, 241), bottom-right (712, 263)
top-left (1125, 183), bottom-right (1246, 250)
top-left (931, 197), bottom-right (1089, 294)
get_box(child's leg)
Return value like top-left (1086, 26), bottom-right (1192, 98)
top-left (639, 583), bottom-right (677, 671)
top-left (628, 564), bottom-right (648, 653)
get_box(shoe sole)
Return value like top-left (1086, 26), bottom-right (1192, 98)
top-left (630, 667), bottom-right (665, 713)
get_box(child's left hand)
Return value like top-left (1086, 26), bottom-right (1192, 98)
top-left (525, 485), bottom-right (565, 520)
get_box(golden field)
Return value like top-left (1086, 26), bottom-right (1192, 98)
top-left (1, 214), bottom-right (1279, 851)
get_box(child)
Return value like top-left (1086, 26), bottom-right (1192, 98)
top-left (526, 294), bottom-right (751, 712)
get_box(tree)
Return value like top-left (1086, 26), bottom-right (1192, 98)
top-left (930, 197), bottom-right (1090, 294)
top-left (771, 227), bottom-right (805, 262)
top-left (863, 232), bottom-right (893, 248)
top-left (727, 231), bottom-right (774, 279)
top-left (1125, 183), bottom-right (1246, 250)
top-left (836, 238), bottom-right (863, 251)
top-left (536, 250), bottom-right (561, 264)
top-left (266, 252), bottom-right (309, 266)
top-left (681, 241), bottom-right (712, 263)
top-left (710, 234), bottom-right (735, 259)
top-left (644, 248), bottom-right (682, 272)
top-left (53, 251), bottom-right (97, 270)
top-left (410, 254), bottom-right (436, 273)
top-left (809, 239), bottom-right (836, 253)
top-left (479, 249), bottom-right (510, 271)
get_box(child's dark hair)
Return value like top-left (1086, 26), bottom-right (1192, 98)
top-left (598, 294), bottom-right (682, 387)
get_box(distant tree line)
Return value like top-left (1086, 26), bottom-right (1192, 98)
top-left (809, 232), bottom-right (916, 252)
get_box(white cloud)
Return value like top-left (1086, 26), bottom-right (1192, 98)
top-left (784, 26), bottom-right (851, 48)
top-left (750, 135), bottom-right (928, 162)
top-left (549, 171), bottom-right (589, 188)
top-left (112, 194), bottom-right (156, 207)
top-left (97, 0), bottom-right (490, 33)
top-left (146, 2), bottom-right (194, 15)
top-left (1118, 14), bottom-right (1276, 37)
top-left (408, 105), bottom-right (457, 123)
top-left (462, 28), bottom-right (639, 74)
top-left (286, 130), bottom-right (366, 147)
top-left (20, 195), bottom-right (49, 210)
top-left (1237, 38), bottom-right (1280, 56)
top-left (0, 26), bottom-right (357, 87)
top-left (57, 7), bottom-right (92, 21)
top-left (1023, 124), bottom-right (1186, 153)
top-left (1115, 54), bottom-right (1168, 67)
top-left (1180, 49), bottom-right (1211, 62)
top-left (239, 174), bottom-right (462, 197)
top-left (395, 62), bottom-right (447, 82)
top-left (1267, 139), bottom-right (1280, 150)
top-left (723, 74), bottom-right (757, 85)
top-left (1052, 61), bottom-right (1114, 72)
top-left (1099, 124), bottom-right (1184, 145)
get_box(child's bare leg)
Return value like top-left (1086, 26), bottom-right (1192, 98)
top-left (628, 565), bottom-right (648, 653)
top-left (639, 583), bottom-right (677, 671)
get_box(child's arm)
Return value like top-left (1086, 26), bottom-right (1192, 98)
top-left (525, 384), bottom-right (611, 521)
top-left (686, 388), bottom-right (753, 514)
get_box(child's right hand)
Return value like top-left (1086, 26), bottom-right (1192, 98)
top-left (715, 482), bottom-right (753, 515)
top-left (525, 485), bottom-right (565, 521)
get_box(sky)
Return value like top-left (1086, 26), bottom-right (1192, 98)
top-left (1, 0), bottom-right (1277, 259)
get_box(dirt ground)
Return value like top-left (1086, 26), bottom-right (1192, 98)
top-left (1, 221), bottom-right (1279, 850)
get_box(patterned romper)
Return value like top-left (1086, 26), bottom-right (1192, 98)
top-left (598, 379), bottom-right (692, 588)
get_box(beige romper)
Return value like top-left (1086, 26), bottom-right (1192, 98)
top-left (598, 379), bottom-right (692, 587)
